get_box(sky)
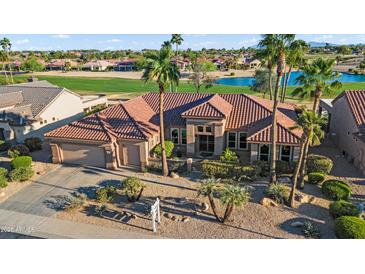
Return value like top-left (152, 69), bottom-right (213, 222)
top-left (2, 34), bottom-right (365, 51)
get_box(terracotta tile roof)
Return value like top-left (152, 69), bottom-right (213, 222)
top-left (343, 90), bottom-right (365, 129)
top-left (46, 92), bottom-right (302, 144)
top-left (181, 94), bottom-right (232, 119)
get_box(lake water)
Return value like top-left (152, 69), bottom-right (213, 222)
top-left (215, 71), bottom-right (365, 87)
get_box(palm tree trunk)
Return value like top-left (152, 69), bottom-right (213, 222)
top-left (175, 44), bottom-right (178, 92)
top-left (9, 64), bottom-right (14, 84)
top-left (312, 89), bottom-right (322, 113)
top-left (208, 194), bottom-right (221, 222)
top-left (268, 67), bottom-right (273, 100)
top-left (2, 64), bottom-right (9, 84)
top-left (289, 138), bottom-right (307, 207)
top-left (222, 204), bottom-right (234, 223)
top-left (297, 138), bottom-right (310, 189)
top-left (281, 66), bottom-right (292, 103)
top-left (158, 84), bottom-right (169, 176)
top-left (281, 71), bottom-right (287, 102)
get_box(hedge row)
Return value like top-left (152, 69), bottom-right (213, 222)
top-left (201, 160), bottom-right (261, 179)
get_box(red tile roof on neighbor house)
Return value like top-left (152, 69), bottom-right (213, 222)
top-left (46, 93), bottom-right (303, 144)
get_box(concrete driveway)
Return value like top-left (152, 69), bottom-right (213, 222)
top-left (0, 165), bottom-right (127, 218)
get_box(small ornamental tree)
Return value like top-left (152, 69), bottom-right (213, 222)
top-left (122, 177), bottom-right (146, 202)
top-left (153, 141), bottom-right (174, 158)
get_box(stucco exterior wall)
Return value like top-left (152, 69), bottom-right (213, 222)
top-left (330, 96), bottom-right (365, 175)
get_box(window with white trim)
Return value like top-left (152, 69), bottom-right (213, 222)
top-left (181, 128), bottom-right (187, 145)
top-left (227, 132), bottom-right (237, 149)
top-left (238, 132), bottom-right (248, 150)
top-left (170, 128), bottom-right (179, 144)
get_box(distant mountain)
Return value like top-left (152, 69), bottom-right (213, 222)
top-left (308, 41), bottom-right (338, 47)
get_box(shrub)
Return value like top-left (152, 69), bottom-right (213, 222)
top-left (122, 177), bottom-right (146, 202)
top-left (9, 167), bottom-right (34, 182)
top-left (308, 172), bottom-right (325, 185)
top-left (8, 144), bottom-right (30, 158)
top-left (0, 140), bottom-right (11, 152)
top-left (11, 156), bottom-right (32, 169)
top-left (0, 176), bottom-right (8, 188)
top-left (264, 183), bottom-right (290, 204)
top-left (276, 160), bottom-right (294, 175)
top-left (0, 167), bottom-right (8, 178)
top-left (307, 154), bottom-right (333, 174)
top-left (220, 148), bottom-right (239, 163)
top-left (322, 180), bottom-right (352, 201)
top-left (201, 160), bottom-right (261, 180)
top-left (302, 221), bottom-right (321, 239)
top-left (153, 141), bottom-right (174, 158)
top-left (334, 216), bottom-right (365, 239)
top-left (64, 196), bottom-right (86, 212)
top-left (24, 137), bottom-right (42, 152)
top-left (329, 200), bottom-right (360, 218)
top-left (96, 186), bottom-right (116, 203)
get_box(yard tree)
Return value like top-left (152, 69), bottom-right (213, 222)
top-left (0, 37), bottom-right (13, 84)
top-left (21, 56), bottom-right (45, 72)
top-left (251, 68), bottom-right (276, 98)
top-left (337, 45), bottom-right (352, 56)
top-left (289, 110), bottom-right (326, 206)
top-left (170, 34), bottom-right (183, 92)
top-left (259, 34), bottom-right (295, 184)
top-left (142, 43), bottom-right (180, 176)
top-left (219, 184), bottom-right (250, 223)
top-left (281, 39), bottom-right (309, 103)
top-left (198, 178), bottom-right (223, 222)
top-left (189, 61), bottom-right (214, 93)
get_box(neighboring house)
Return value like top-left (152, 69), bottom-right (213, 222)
top-left (45, 93), bottom-right (302, 170)
top-left (319, 90), bottom-right (365, 175)
top-left (171, 58), bottom-right (191, 71)
top-left (45, 59), bottom-right (78, 70)
top-left (82, 60), bottom-right (112, 71)
top-left (0, 79), bottom-right (108, 142)
top-left (246, 59), bottom-right (261, 69)
top-left (113, 59), bottom-right (138, 71)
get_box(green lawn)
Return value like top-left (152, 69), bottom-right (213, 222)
top-left (1, 74), bottom-right (364, 101)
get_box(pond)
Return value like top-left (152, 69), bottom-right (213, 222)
top-left (215, 71), bottom-right (365, 87)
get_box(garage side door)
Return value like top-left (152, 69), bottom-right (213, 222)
top-left (61, 143), bottom-right (106, 168)
top-left (125, 144), bottom-right (140, 166)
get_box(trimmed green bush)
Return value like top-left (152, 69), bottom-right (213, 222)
top-left (264, 183), bottom-right (290, 204)
top-left (0, 167), bottom-right (8, 178)
top-left (276, 160), bottom-right (294, 175)
top-left (201, 160), bottom-right (260, 179)
top-left (8, 144), bottom-right (30, 158)
top-left (24, 137), bottom-right (42, 152)
top-left (122, 177), bottom-right (146, 202)
top-left (334, 216), bottom-right (365, 239)
top-left (322, 180), bottom-right (352, 201)
top-left (9, 167), bottom-right (34, 182)
top-left (220, 148), bottom-right (239, 163)
top-left (0, 176), bottom-right (8, 188)
top-left (96, 186), bottom-right (116, 203)
top-left (11, 156), bottom-right (32, 170)
top-left (153, 141), bottom-right (174, 158)
top-left (307, 154), bottom-right (333, 174)
top-left (308, 172), bottom-right (325, 184)
top-left (329, 200), bottom-right (360, 218)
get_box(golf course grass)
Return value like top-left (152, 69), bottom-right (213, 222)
top-left (1, 74), bottom-right (364, 101)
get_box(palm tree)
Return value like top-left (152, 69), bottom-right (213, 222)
top-left (289, 110), bottom-right (326, 206)
top-left (220, 184), bottom-right (250, 223)
top-left (293, 58), bottom-right (342, 112)
top-left (0, 37), bottom-right (12, 84)
top-left (259, 35), bottom-right (295, 184)
top-left (142, 44), bottom-right (180, 176)
top-left (280, 40), bottom-right (308, 103)
top-left (198, 178), bottom-right (223, 222)
top-left (171, 34), bottom-right (183, 92)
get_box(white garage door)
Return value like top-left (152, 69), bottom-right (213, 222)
top-left (61, 143), bottom-right (106, 168)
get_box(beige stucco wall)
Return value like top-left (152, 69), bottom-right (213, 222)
top-left (330, 96), bottom-right (365, 175)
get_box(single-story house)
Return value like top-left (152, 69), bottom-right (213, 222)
top-left (45, 93), bottom-right (303, 170)
top-left (82, 60), bottom-right (112, 71)
top-left (319, 90), bottom-right (365, 175)
top-left (113, 59), bottom-right (138, 71)
top-left (0, 79), bottom-right (108, 142)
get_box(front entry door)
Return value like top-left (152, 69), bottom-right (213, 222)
top-left (198, 135), bottom-right (214, 155)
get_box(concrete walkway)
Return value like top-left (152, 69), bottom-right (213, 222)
top-left (0, 209), bottom-right (158, 239)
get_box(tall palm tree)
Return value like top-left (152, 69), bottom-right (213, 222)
top-left (289, 110), bottom-right (326, 206)
top-left (142, 44), bottom-right (180, 176)
top-left (280, 40), bottom-right (308, 103)
top-left (293, 58), bottom-right (342, 112)
top-left (259, 35), bottom-right (295, 184)
top-left (171, 34), bottom-right (183, 92)
top-left (0, 37), bottom-right (12, 84)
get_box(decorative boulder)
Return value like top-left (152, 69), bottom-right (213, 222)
top-left (170, 172), bottom-right (179, 179)
top-left (290, 221), bottom-right (305, 227)
top-left (295, 193), bottom-right (310, 203)
top-left (201, 202), bottom-right (209, 211)
top-left (260, 197), bottom-right (278, 207)
top-left (278, 176), bottom-right (291, 184)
